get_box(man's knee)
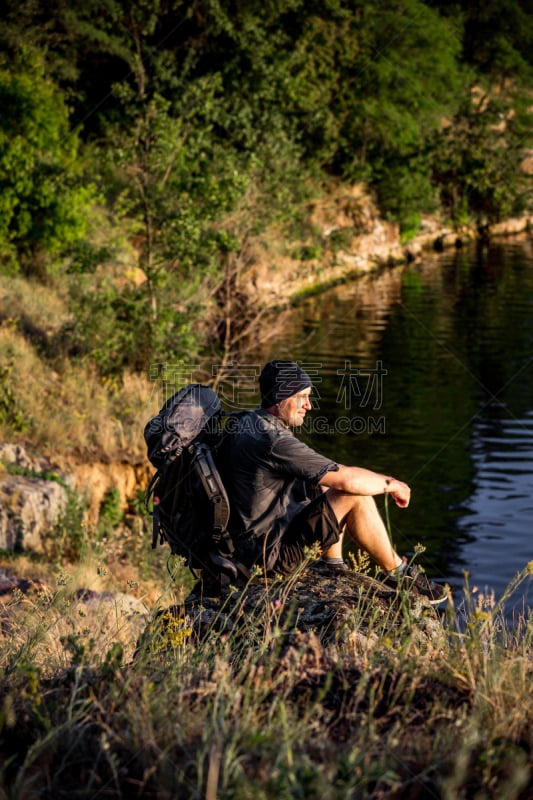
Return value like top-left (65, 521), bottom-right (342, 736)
top-left (326, 489), bottom-right (377, 524)
top-left (348, 494), bottom-right (379, 520)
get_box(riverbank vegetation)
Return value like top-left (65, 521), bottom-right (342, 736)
top-left (1, 1), bottom-right (532, 424)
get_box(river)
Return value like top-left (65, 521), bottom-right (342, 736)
top-left (244, 236), bottom-right (533, 624)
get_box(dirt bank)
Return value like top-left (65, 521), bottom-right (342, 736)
top-left (243, 185), bottom-right (532, 308)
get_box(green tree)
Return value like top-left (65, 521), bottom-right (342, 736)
top-left (429, 0), bottom-right (533, 82)
top-left (192, 0), bottom-right (464, 229)
top-left (432, 85), bottom-right (533, 225)
top-left (426, 0), bottom-right (533, 225)
top-left (326, 0), bottom-right (463, 227)
top-left (0, 52), bottom-right (96, 276)
top-left (1, 0), bottom-right (530, 377)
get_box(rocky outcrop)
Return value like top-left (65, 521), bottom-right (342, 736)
top-left (0, 443), bottom-right (70, 552)
top-left (0, 442), bottom-right (152, 552)
top-left (245, 186), bottom-right (403, 307)
top-left (142, 562), bottom-right (447, 663)
top-left (0, 473), bottom-right (68, 552)
top-left (0, 442), bottom-right (67, 479)
top-left (0, 557), bottom-right (446, 671)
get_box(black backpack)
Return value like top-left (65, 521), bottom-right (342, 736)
top-left (143, 384), bottom-right (248, 585)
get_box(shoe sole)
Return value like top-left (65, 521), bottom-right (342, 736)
top-left (376, 574), bottom-right (449, 605)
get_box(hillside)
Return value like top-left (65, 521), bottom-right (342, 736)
top-left (1, 1), bottom-right (532, 382)
top-left (1, 0), bottom-right (532, 537)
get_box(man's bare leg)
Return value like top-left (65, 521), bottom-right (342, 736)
top-left (322, 537), bottom-right (344, 560)
top-left (324, 490), bottom-right (403, 571)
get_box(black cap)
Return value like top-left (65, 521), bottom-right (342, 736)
top-left (259, 360), bottom-right (312, 408)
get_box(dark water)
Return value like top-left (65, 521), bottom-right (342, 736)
top-left (250, 238), bottom-right (533, 622)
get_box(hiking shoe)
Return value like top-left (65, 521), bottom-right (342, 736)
top-left (377, 563), bottom-right (448, 605)
top-left (311, 558), bottom-right (351, 575)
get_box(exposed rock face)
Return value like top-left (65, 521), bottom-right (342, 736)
top-left (68, 459), bottom-right (150, 523)
top-left (0, 442), bottom-right (152, 552)
top-left (246, 186), bottom-right (404, 307)
top-left (0, 473), bottom-right (68, 551)
top-left (0, 441), bottom-right (70, 554)
top-left (0, 442), bottom-right (63, 476)
top-left (0, 442), bottom-right (69, 552)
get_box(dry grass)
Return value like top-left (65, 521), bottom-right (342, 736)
top-left (0, 322), bottom-right (152, 462)
top-left (0, 275), bottom-right (71, 338)
top-left (1, 264), bottom-right (155, 465)
top-left (0, 549), bottom-right (531, 800)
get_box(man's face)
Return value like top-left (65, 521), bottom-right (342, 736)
top-left (277, 388), bottom-right (312, 427)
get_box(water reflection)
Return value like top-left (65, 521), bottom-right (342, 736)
top-left (461, 413), bottom-right (533, 615)
top-left (248, 238), bottom-right (533, 617)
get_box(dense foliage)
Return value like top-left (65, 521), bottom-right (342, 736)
top-left (0, 0), bottom-right (532, 375)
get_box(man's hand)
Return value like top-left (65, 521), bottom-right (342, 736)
top-left (385, 478), bottom-right (411, 508)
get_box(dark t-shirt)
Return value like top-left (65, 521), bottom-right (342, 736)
top-left (218, 408), bottom-right (338, 568)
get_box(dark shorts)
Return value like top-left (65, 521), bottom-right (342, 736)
top-left (274, 492), bottom-right (342, 574)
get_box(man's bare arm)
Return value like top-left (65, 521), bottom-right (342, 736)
top-left (320, 465), bottom-right (411, 508)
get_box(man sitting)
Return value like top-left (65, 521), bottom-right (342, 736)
top-left (218, 360), bottom-right (447, 604)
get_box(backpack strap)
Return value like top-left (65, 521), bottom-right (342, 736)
top-left (144, 472), bottom-right (161, 549)
top-left (189, 442), bottom-right (230, 536)
top-left (190, 442), bottom-right (251, 582)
